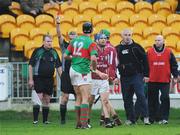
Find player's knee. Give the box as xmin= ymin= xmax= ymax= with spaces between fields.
xmin=102 ymin=98 xmax=108 ymax=105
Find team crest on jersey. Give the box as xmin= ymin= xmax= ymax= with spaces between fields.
xmin=122 ymin=49 xmax=129 ymax=54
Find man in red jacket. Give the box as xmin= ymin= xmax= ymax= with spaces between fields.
xmin=147 ymin=35 xmax=179 ymax=124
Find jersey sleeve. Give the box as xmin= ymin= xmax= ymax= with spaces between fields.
xmin=89 ymin=42 xmax=98 ymax=56
xmin=65 ymin=44 xmax=73 ymax=56
xmin=29 ymin=48 xmax=39 ymax=66
xmin=54 ymin=50 xmax=62 ymax=68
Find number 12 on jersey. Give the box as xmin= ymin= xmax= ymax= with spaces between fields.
xmin=73 ymin=41 xmax=83 ymax=56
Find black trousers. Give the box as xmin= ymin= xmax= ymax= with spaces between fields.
xmin=148 ymin=82 xmax=170 ymax=122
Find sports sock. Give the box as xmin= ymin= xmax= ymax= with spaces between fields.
xmin=60 ymin=104 xmax=67 ymax=121
xmin=80 ymin=104 xmax=89 ymax=126
xmin=100 ymin=115 xmax=105 ymax=121
xmin=75 ymin=106 xmax=81 ymax=124
xmin=42 ymin=106 xmax=49 ymax=123
xmin=33 ymin=105 xmax=40 ymax=121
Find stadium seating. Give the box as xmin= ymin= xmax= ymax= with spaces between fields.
xmin=29 ymin=28 xmax=47 ymax=44
xmin=58 ymin=15 xmax=74 ymax=33
xmin=129 ymin=27 xmax=143 ymax=43
xmin=24 ymin=40 xmax=42 ymax=59
xmin=177 ymin=41 xmax=180 ymax=52
xmin=135 ymin=1 xmax=153 ymax=17
xmin=0 ymin=15 xmax=16 ymax=38
xmin=153 ymin=1 xmax=172 ymax=17
xmin=165 ymin=0 xmax=178 ymax=12
xmin=73 ymin=15 xmax=91 ymax=30
xmin=92 ymin=15 xmax=110 ymax=31
xmin=87 ymin=0 xmax=102 ymax=4
xmin=167 ymin=14 xmax=180 ymax=30
xmin=111 ymin=14 xmax=130 ymax=30
xmin=162 ymin=27 xmax=179 ymax=49
xmin=16 ymin=15 xmax=35 ymax=32
xmin=108 ymin=27 xmax=122 ymax=46
xmin=11 ymin=1 xmax=23 ymax=15
xmin=10 ymin=28 xmax=29 ymax=51
xmin=35 ymin=15 xmax=55 ymax=32
xmin=43 ymin=3 xmax=60 ymax=17
xmin=97 ymin=1 xmax=116 ymax=17
xmin=49 ymin=28 xmax=59 ymax=48
xmin=60 ymin=2 xmax=79 ymax=18
xmin=148 ymin=14 xmax=167 ymax=30
xmin=143 ymin=27 xmax=161 ymax=41
xmin=73 ymin=0 xmax=84 ymax=4
xmin=79 ymin=2 xmax=97 ymax=18
xmin=139 ymin=40 xmax=154 ymax=50
xmin=130 ymin=14 xmax=148 ymax=31
xmin=116 ymin=1 xmax=135 ymax=18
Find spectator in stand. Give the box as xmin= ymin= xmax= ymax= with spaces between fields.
xmin=20 ymin=0 xmax=53 ymax=17
xmin=176 ymin=0 xmax=180 ymax=14
xmin=0 ymin=0 xmax=18 ymax=17
xmin=55 ymin=0 xmax=73 ymax=5
xmin=147 ymin=35 xmax=179 ymax=124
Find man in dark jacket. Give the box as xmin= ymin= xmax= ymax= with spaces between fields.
xmin=20 ymin=0 xmax=53 ymax=17
xmin=116 ymin=29 xmax=150 ymax=125
xmin=0 ymin=0 xmax=18 ymax=17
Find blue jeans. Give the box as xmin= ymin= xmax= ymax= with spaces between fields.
xmin=121 ymin=73 xmax=149 ymax=122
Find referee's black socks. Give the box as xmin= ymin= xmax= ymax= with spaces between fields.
xmin=33 ymin=105 xmax=40 ymax=122
xmin=60 ymin=104 xmax=67 ymax=124
xmin=42 ymin=106 xmax=49 ymax=123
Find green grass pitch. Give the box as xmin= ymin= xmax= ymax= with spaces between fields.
xmin=1 ymin=109 xmax=180 ymax=135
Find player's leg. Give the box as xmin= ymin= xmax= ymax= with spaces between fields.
xmin=60 ymin=92 xmax=69 ymax=124
xmin=33 ymin=93 xmax=43 ymax=124
xmin=88 ymin=95 xmax=95 ymax=125
xmin=108 ymin=101 xmax=122 ymax=126
xmin=32 ymin=76 xmax=43 ymax=124
xmin=74 ymin=85 xmax=82 ymax=128
xmin=42 ymin=93 xmax=51 ymax=124
xmin=100 ymin=91 xmax=113 ymax=128
xmin=79 ymin=84 xmax=91 ymax=128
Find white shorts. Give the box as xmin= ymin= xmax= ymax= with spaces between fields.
xmin=91 ymin=79 xmax=109 ymax=96
xmin=69 ymin=67 xmax=92 ymax=86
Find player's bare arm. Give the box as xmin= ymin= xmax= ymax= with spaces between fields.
xmin=56 ymin=15 xmax=64 ymax=45
xmin=57 ymin=66 xmax=62 ymax=77
xmin=28 ymin=65 xmax=34 ymax=89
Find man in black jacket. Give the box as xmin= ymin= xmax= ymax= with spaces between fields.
xmin=0 ymin=0 xmax=18 ymax=17
xmin=116 ymin=29 xmax=150 ymax=125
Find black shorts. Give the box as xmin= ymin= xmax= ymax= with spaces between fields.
xmin=61 ymin=71 xmax=75 ymax=94
xmin=33 ymin=76 xmax=54 ymax=95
